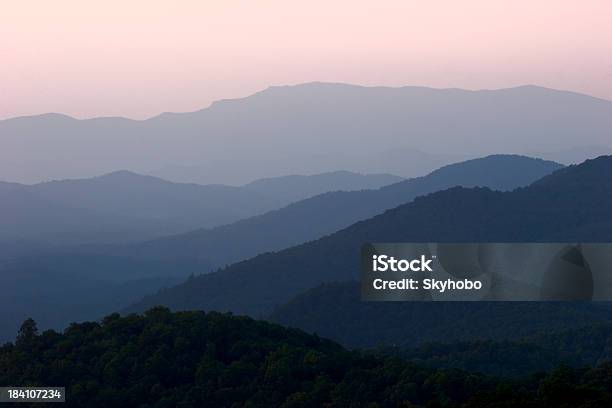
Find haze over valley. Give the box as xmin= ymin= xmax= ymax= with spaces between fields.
xmin=0 ymin=154 xmax=564 ymax=341
xmin=1 ymin=82 xmax=611 ymax=344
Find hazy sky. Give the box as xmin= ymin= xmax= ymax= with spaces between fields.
xmin=2 ymin=0 xmax=611 ymax=119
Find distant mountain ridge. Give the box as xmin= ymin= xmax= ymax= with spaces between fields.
xmin=0 ymin=180 xmax=174 ymax=245
xmin=2 ymin=83 xmax=610 ymax=184
xmin=106 ymin=155 xmax=561 ymax=267
xmin=0 ymin=169 xmax=399 ymax=245
xmin=242 ymin=170 xmax=403 ymax=203
xmin=28 ymin=170 xmax=280 ymax=231
xmin=126 ymin=155 xmax=612 ymax=317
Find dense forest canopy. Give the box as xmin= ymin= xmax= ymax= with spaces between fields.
xmin=2 ymin=309 xmax=612 ymax=407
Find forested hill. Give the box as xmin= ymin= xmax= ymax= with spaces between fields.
xmin=270 ymin=281 xmax=612 ymax=349
xmin=3 ymin=309 xmax=612 ymax=407
xmin=399 ymin=322 xmax=612 ymax=377
xmin=128 ymin=156 xmax=612 ymax=317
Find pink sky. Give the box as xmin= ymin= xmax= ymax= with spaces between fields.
xmin=1 ymin=0 xmax=611 ymax=119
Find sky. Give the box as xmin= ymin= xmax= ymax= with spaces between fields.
xmin=1 ymin=0 xmax=611 ymax=119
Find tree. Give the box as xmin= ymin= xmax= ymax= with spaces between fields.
xmin=16 ymin=318 xmax=38 ymax=347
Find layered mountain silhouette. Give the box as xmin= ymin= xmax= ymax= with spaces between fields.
xmin=127 ymin=156 xmax=612 ymax=322
xmin=107 ymin=155 xmax=561 ymax=267
xmin=0 ymin=170 xmax=398 ymax=245
xmin=0 ymin=155 xmax=559 ymax=342
xmin=2 ymin=83 xmax=610 ymax=184
xmin=242 ymin=170 xmax=403 ymax=203
xmin=0 ymin=180 xmax=176 ymax=245
xmin=29 ymin=170 xmax=280 ymax=228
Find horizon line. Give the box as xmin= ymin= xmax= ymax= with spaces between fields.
xmin=2 ymin=82 xmax=610 ymax=123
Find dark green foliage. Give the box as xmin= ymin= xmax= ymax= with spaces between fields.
xmin=3 ymin=310 xmax=612 ymax=407
xmin=270 ymin=281 xmax=612 ymax=350
xmin=386 ymin=322 xmax=612 ymax=377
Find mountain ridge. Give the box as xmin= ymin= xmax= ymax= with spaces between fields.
xmin=2 ymin=83 xmax=610 ymax=184
xmin=103 ymin=155 xmax=561 ymax=267
xmin=126 ymin=156 xmax=612 ymax=318
xmin=6 ymin=83 xmax=609 ymax=123
xmin=0 ymin=169 xmax=402 ymax=246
